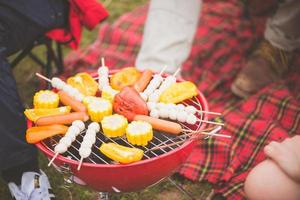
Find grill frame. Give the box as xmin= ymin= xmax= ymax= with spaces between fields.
xmin=34 ymin=72 xmax=209 ymax=192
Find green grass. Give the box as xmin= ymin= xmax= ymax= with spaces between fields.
xmin=1 ymin=1 xmax=211 ymax=199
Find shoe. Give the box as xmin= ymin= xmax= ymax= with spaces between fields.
xmin=8 ymin=170 xmax=55 ymax=200
xmin=231 ymin=40 xmax=293 ymax=98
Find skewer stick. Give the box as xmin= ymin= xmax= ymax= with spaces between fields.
xmin=197 ymin=119 xmax=224 ymax=126
xmin=196 ymin=110 xmax=222 ymax=116
xmin=48 ymin=153 xmax=59 ymax=167
xmin=36 ymin=73 xmax=51 ymax=83
xmin=101 ymin=57 xmax=105 ymax=67
xmin=159 ymin=65 xmax=168 ymax=76
xmin=77 ymin=157 xmax=83 ymax=170
xmin=172 ymin=67 xmax=181 ymax=77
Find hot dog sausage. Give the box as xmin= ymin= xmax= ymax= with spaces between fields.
xmin=26 ymin=125 xmax=68 ymax=143
xmin=58 ymin=91 xmax=87 ymax=112
xmin=35 ymin=112 xmax=89 ymax=126
xmin=134 ymin=70 xmax=153 ymax=92
xmin=133 ymin=115 xmax=182 ymax=135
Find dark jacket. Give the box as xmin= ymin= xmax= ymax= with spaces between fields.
xmin=0 ymin=0 xmax=68 ymax=29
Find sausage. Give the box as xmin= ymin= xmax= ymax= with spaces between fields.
xmin=26 ymin=125 xmax=68 ymax=144
xmin=35 ymin=112 xmax=89 ymax=126
xmin=58 ymin=91 xmax=87 ymax=112
xmin=134 ymin=70 xmax=153 ymax=92
xmin=133 ymin=115 xmax=182 ymax=135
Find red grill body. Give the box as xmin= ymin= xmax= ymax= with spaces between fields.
xmin=34 ymin=72 xmax=209 ymax=192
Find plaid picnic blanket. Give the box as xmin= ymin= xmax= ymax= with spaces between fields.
xmin=63 ymin=1 xmax=300 ymax=199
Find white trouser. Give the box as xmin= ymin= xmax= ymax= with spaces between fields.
xmin=135 ymin=0 xmax=202 ymax=74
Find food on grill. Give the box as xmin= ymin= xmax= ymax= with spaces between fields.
xmin=134 ymin=115 xmax=182 ymax=135
xmin=67 ymin=72 xmax=98 ymax=96
xmin=149 ymin=109 xmax=159 ymax=118
xmin=113 ymin=87 xmax=148 ymax=121
xmin=186 ymin=114 xmax=197 ymax=124
xmin=99 ymin=142 xmax=144 ymax=164
xmin=88 ymin=122 xmax=100 ymax=132
xmin=82 ymin=96 xmax=99 ymax=106
xmin=58 ymin=91 xmax=87 ymax=112
xmin=35 ymin=112 xmax=89 ymax=126
xmin=54 ymin=124 xmax=83 ymax=154
xmin=33 ymin=90 xmax=59 ymax=109
xmin=159 ymin=81 xmax=197 ymax=104
xmin=101 ymin=86 xmax=119 ymax=102
xmin=110 ymin=67 xmax=141 ymax=90
xmin=101 ymin=114 xmax=128 ymax=137
xmin=148 ymin=76 xmax=177 ymax=103
xmin=140 ymin=74 xmax=164 ymax=101
xmin=72 ymin=120 xmax=86 ymax=132
xmin=134 ymin=70 xmax=153 ymax=92
xmin=126 ymin=121 xmax=153 ymax=146
xmin=51 ymin=77 xmax=66 ymax=90
xmin=24 ymin=106 xmax=71 ymax=122
xmin=51 ymin=77 xmax=85 ymax=101
xmin=98 ymin=65 xmax=109 ymax=90
xmin=185 ymin=105 xmax=197 ymax=114
xmin=26 ymin=124 xmax=68 ymax=144
xmin=79 ymin=147 xmax=92 ymax=158
xmin=87 ymin=98 xmax=112 ymax=122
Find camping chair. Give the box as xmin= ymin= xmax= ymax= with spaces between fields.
xmin=11 ymin=36 xmax=64 ymax=78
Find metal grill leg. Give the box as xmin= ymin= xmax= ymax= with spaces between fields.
xmin=98 ymin=192 xmax=109 ymax=200
xmin=167 ymin=177 xmax=195 ymax=200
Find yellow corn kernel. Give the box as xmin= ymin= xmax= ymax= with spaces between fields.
xmin=33 ymin=90 xmax=59 ymax=109
xmin=87 ymin=98 xmax=112 ymax=122
xmin=126 ymin=121 xmax=153 ymax=146
xmin=101 ymin=114 xmax=128 ymax=137
xmin=101 ymin=86 xmax=119 ymax=102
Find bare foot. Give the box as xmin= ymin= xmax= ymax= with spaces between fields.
xmin=264 ymin=135 xmax=300 ymax=182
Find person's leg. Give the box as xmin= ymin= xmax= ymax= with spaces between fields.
xmin=244 ymin=160 xmax=300 ymax=200
xmin=231 ymin=0 xmax=300 ymax=98
xmin=0 ymin=48 xmax=40 ymax=184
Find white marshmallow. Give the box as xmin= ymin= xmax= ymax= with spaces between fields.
xmin=177 ymin=111 xmax=188 ymax=122
xmin=72 ymin=120 xmax=85 ymax=131
xmin=79 ymin=147 xmax=92 ymax=158
xmin=185 ymin=106 xmax=197 ymax=114
xmin=59 ymin=137 xmax=73 ymax=147
xmin=88 ymin=122 xmax=100 ymax=132
xmin=186 ymin=114 xmax=197 ymax=124
xmin=54 ymin=143 xmax=68 ymax=154
xmin=150 ymin=109 xmax=159 ymax=118
xmin=168 ymin=109 xmax=177 ymax=121
xmin=68 ymin=126 xmax=81 ymax=136
xmin=159 ymin=108 xmax=169 ymax=118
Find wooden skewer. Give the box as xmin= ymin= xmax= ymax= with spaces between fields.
xmin=36 ymin=72 xmax=51 ymax=83
xmin=196 ymin=110 xmax=222 ymax=116
xmin=197 ymin=119 xmax=224 ymax=126
xmin=172 ymin=67 xmax=181 ymax=77
xmin=159 ymin=65 xmax=168 ymax=76
xmin=101 ymin=57 xmax=105 ymax=67
xmin=148 ymin=126 xmax=229 ymax=151
xmin=48 ymin=152 xmax=59 ymax=167
xmin=77 ymin=157 xmax=83 ymax=171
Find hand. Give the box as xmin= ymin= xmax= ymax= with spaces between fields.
xmin=264 ymin=135 xmax=300 ymax=182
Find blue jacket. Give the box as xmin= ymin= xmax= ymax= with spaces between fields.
xmin=0 ymin=0 xmax=68 ymax=29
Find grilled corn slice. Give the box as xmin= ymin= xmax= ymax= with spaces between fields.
xmin=33 ymin=90 xmax=59 ymax=109
xmin=126 ymin=121 xmax=153 ymax=146
xmin=101 ymin=114 xmax=128 ymax=137
xmin=87 ymin=98 xmax=112 ymax=122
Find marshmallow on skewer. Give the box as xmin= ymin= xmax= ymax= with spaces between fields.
xmin=72 ymin=120 xmax=85 ymax=132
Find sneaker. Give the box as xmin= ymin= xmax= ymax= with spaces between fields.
xmin=231 ymin=40 xmax=293 ymax=98
xmin=8 ymin=170 xmax=55 ymax=200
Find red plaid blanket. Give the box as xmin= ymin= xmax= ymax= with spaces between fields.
xmin=63 ymin=1 xmax=300 ymax=199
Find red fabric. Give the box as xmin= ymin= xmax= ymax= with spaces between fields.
xmin=63 ymin=1 xmax=300 ymax=199
xmin=46 ymin=0 xmax=108 ymax=49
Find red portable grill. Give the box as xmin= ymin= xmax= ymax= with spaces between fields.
xmin=32 ymin=71 xmax=214 ymax=194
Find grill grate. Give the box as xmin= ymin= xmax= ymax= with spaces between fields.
xmin=42 ymin=96 xmax=205 ymax=165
